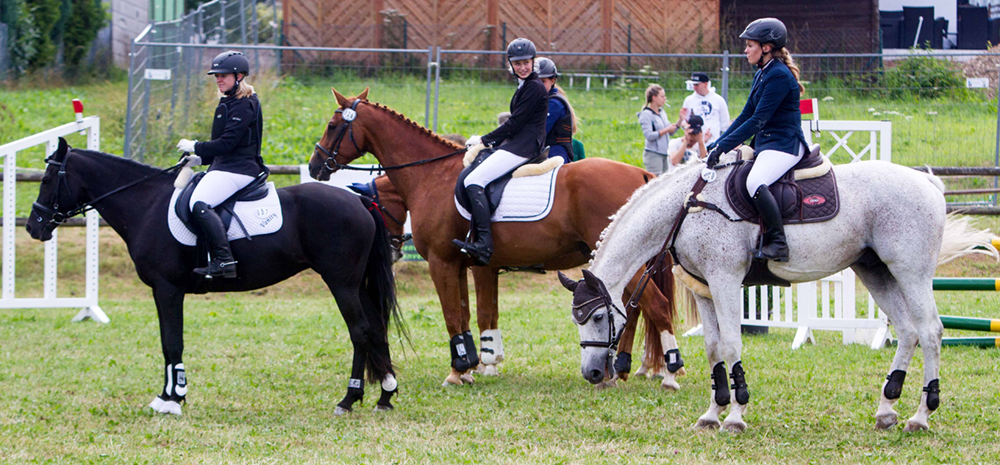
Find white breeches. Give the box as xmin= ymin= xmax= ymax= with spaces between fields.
xmin=464 ymin=149 xmax=530 ymax=188
xmin=189 ymin=170 xmax=256 ymax=211
xmin=746 ymin=143 xmax=805 ymax=195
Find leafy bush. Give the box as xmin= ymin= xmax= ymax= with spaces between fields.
xmin=882 ymin=54 xmax=971 ymax=100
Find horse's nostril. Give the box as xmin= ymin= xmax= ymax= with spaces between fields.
xmin=589 ymin=369 xmax=603 ymax=382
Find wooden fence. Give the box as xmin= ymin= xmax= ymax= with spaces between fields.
xmin=282 ymin=0 xmax=720 ymax=68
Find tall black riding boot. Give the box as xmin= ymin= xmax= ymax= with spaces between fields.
xmin=191 ymin=201 xmax=238 ymax=278
xmin=451 ymin=185 xmax=493 ymax=266
xmin=751 ymin=185 xmax=789 ymax=262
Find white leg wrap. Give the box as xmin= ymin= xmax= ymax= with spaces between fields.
xmin=480 ymin=329 xmax=505 ymax=365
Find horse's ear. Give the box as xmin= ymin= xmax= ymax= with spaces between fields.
xmin=557 ymin=271 xmax=578 ymax=293
xmin=55 ymin=137 xmax=69 ymax=160
xmin=582 ymin=269 xmax=602 ymax=290
xmin=357 ymin=87 xmax=369 ymax=101
xmin=332 ymin=88 xmax=349 ymax=108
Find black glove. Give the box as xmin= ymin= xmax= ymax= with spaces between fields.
xmin=706 ymin=148 xmax=722 ymax=168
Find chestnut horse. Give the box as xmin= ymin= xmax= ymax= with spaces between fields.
xmin=311 ymin=88 xmax=682 ymax=387
xmin=357 ymin=174 xmax=673 ymax=380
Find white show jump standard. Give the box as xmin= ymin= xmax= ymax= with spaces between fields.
xmin=0 ymin=116 xmax=106 ymax=323
xmin=684 ymin=119 xmax=894 ymax=349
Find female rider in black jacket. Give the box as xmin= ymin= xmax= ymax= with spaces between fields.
xmin=175 ymin=50 xmax=266 ymax=279
xmin=453 ymin=38 xmax=549 ymax=266
xmin=706 ymin=18 xmax=807 ymax=263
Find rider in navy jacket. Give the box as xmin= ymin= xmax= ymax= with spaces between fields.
xmin=707 ymin=18 xmax=806 ymax=263
xmin=175 ymin=50 xmax=265 ymax=279
xmin=453 ymin=38 xmax=548 ymax=267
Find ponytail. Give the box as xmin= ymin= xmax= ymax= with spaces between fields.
xmin=554 ymin=84 xmax=579 ymax=134
xmin=771 ymin=48 xmax=804 ymax=94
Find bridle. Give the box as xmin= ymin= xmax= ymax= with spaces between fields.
xmin=313 ymin=99 xmax=466 ymax=174
xmin=31 ymin=148 xmax=183 ymax=228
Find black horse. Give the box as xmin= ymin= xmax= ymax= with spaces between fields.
xmin=26 ymin=138 xmax=403 ymax=416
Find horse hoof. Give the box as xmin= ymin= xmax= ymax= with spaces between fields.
xmin=157 ymin=401 xmax=182 ymax=416
xmin=693 ymin=419 xmax=720 ymax=430
xmin=473 ymin=363 xmax=487 ymax=375
xmin=903 ymin=420 xmax=928 ymax=433
xmin=460 ymin=372 xmax=475 ymax=384
xmin=149 ymin=396 xmax=165 ymax=411
xmin=482 ymin=364 xmax=500 ymax=376
xmin=634 ymin=366 xmax=648 ymax=377
xmin=875 ymin=413 xmax=898 ymax=430
xmin=374 ymin=404 xmax=394 ymax=412
xmin=660 ymin=380 xmax=680 ymax=391
xmin=722 ymin=420 xmax=747 ymax=433
xmin=333 ymin=406 xmax=351 ymax=416
xmin=675 ymin=367 xmax=687 ymax=376
xmin=443 ymin=371 xmax=463 ymax=387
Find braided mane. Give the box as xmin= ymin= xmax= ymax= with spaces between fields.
xmin=365 ymin=101 xmax=464 ymax=150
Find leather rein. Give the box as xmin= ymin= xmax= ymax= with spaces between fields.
xmin=314 ymin=99 xmax=466 ymax=173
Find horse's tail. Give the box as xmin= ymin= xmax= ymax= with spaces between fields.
xmin=360 ymin=196 xmax=408 ymax=384
xmin=938 ymin=213 xmax=1000 ymax=266
xmin=640 ymin=312 xmax=664 ymax=376
xmin=921 ymin=167 xmax=946 ymax=193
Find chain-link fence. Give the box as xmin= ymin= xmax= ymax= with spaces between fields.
xmin=126 ymin=5 xmax=1000 ymax=203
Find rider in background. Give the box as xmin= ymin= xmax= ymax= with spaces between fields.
xmin=175 ymin=50 xmax=266 ymax=279
xmin=456 ymin=38 xmax=548 ymax=266
xmin=706 ymin=18 xmax=807 ymax=263
xmin=536 ymin=57 xmax=577 ymax=164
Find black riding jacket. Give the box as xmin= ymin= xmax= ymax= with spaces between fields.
xmin=545 ymin=89 xmax=574 ymax=160
xmin=482 ymin=72 xmax=549 ymax=158
xmin=194 ymin=93 xmax=266 ymax=177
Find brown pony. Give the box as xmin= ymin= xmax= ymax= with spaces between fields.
xmin=362 ymin=173 xmax=674 ymax=381
xmin=311 ymin=88 xmax=684 ymax=387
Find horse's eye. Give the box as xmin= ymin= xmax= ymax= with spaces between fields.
xmin=593 ymin=313 xmax=604 ymax=322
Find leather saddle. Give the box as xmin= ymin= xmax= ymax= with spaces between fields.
xmin=724 ymin=144 xmax=840 ymax=225
xmin=454 ymin=148 xmax=546 ymax=214
xmin=175 ymin=171 xmax=270 ymax=237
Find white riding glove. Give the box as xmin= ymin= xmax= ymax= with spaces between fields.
xmin=465 ymin=135 xmax=482 ymax=148
xmin=181 ymin=154 xmax=202 ymax=167
xmin=176 ymin=139 xmax=198 ymax=154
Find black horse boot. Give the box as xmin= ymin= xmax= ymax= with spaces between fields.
xmin=452 ymin=185 xmax=493 ymax=266
xmin=751 ymin=185 xmax=789 ymax=262
xmin=191 ymin=201 xmax=238 ymax=278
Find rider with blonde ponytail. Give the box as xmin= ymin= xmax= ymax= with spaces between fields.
xmin=706 ymin=18 xmax=807 ymax=263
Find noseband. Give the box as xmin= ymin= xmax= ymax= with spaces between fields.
xmin=573 ymin=286 xmax=629 ymax=351
xmin=314 ymin=100 xmax=466 ymax=173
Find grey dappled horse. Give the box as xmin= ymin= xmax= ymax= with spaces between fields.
xmin=559 ymin=152 xmax=997 ymax=432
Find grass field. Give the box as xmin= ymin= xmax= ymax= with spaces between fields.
xmin=3 ymin=76 xmax=1000 ymax=462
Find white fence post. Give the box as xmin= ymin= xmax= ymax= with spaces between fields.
xmin=0 ymin=117 xmax=107 ymax=323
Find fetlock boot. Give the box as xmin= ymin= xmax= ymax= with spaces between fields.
xmin=191 ymin=201 xmax=238 ymax=278
xmin=751 ymin=185 xmax=789 ymax=262
xmin=452 ymin=185 xmax=493 ymax=266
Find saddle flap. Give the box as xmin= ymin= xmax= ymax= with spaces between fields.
xmin=724 ymin=149 xmax=840 ymax=226
xmin=455 ymin=149 xmax=512 ymax=214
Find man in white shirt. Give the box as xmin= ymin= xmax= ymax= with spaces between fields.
xmin=682 ymin=72 xmax=730 ymax=145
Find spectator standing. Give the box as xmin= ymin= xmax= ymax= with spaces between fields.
xmin=682 ymin=72 xmax=730 ymax=145
xmin=637 ymin=84 xmax=686 ymax=175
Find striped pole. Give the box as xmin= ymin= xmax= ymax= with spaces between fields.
xmin=942 ymin=337 xmax=1000 ymax=347
xmin=940 ymin=316 xmax=1000 ymax=332
xmin=933 ymin=278 xmax=1000 ymax=291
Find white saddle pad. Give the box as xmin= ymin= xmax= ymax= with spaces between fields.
xmin=454 ymin=164 xmax=562 ymax=222
xmin=168 ymin=182 xmax=284 ymax=246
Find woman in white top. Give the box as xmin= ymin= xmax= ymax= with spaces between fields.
xmin=637 ymin=84 xmax=687 ymax=175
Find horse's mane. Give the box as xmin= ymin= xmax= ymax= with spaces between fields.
xmin=365 ymin=101 xmax=464 ymax=151
xmin=70 ymin=148 xmax=164 ymax=176
xmin=592 ymin=161 xmax=705 ymax=263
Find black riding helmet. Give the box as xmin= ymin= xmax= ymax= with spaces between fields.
xmin=207 ymin=50 xmax=250 ymax=76
xmin=739 ymin=18 xmax=787 ymax=50
xmin=506 ymin=38 xmax=537 ymax=74
xmin=536 ymin=57 xmax=559 ymax=79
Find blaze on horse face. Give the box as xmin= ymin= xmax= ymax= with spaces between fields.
xmin=308 ymin=87 xmax=371 ymax=181
xmin=26 ymin=138 xmax=76 ymax=242
xmin=558 ymin=270 xmax=627 ymax=385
